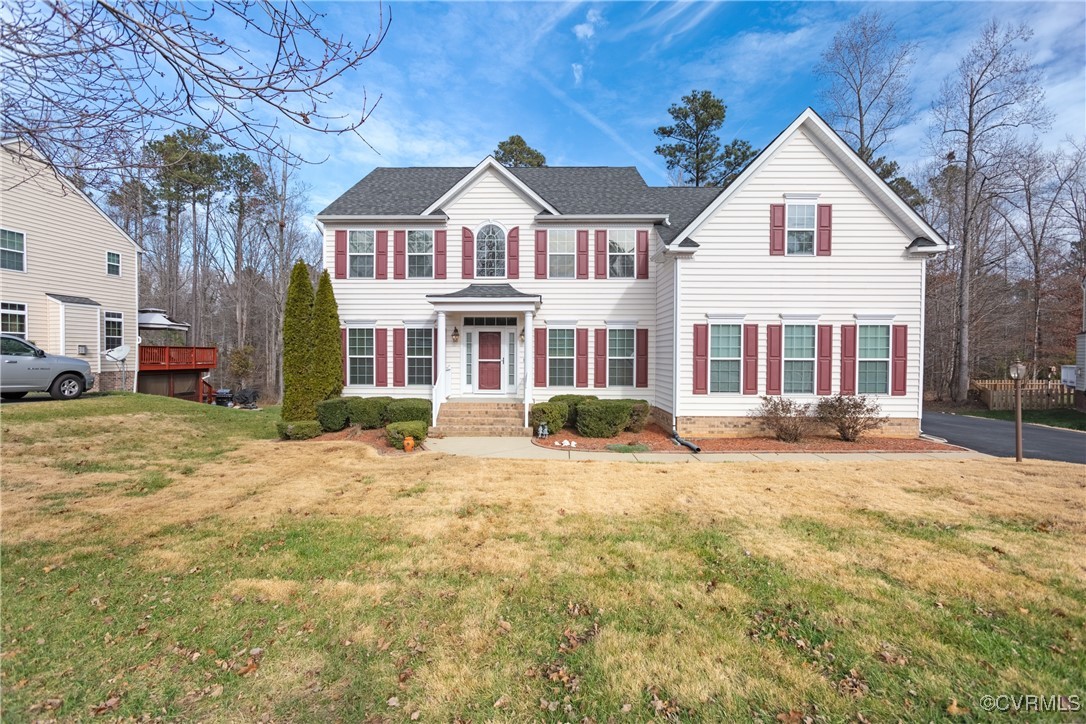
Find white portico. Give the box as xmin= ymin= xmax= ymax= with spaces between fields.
xmin=425 ymin=283 xmax=542 ymax=427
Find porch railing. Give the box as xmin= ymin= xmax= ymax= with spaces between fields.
xmin=139 ymin=345 xmax=218 ymax=371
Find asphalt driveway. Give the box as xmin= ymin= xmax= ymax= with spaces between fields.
xmin=922 ymin=411 xmax=1085 ymax=465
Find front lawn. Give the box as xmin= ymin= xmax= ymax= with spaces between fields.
xmin=960 ymin=406 xmax=1086 ymax=432
xmin=2 ymin=394 xmax=1083 ymax=721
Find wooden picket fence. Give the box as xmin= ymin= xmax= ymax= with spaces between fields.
xmin=971 ymin=379 xmax=1075 ymax=410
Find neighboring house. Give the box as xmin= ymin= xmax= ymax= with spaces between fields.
xmin=316 ymin=108 xmax=947 ymax=436
xmin=0 ymin=139 xmax=141 ymax=392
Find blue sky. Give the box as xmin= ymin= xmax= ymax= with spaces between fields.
xmin=291 ymin=1 xmax=1086 ymax=212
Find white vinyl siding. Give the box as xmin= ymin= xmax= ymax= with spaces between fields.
xmin=858 ymin=325 xmax=890 ymax=394
xmin=608 ymin=229 xmax=635 ymax=278
xmin=548 ymin=229 xmax=575 ymax=279
xmin=548 ymin=328 xmax=575 ymax=387
xmin=406 ymin=328 xmax=432 ymax=385
xmin=1 ymin=302 xmax=27 ymax=338
xmin=608 ymin=328 xmax=634 ymax=386
xmin=347 ymin=328 xmax=375 ymax=385
xmin=348 ymin=231 xmax=375 ymax=278
xmin=710 ymin=324 xmax=741 ymax=393
xmin=407 ymin=230 xmax=433 ymax=279
xmin=786 ymin=203 xmax=815 ymax=255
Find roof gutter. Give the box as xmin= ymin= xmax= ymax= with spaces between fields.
xmin=315 ymin=214 xmax=449 ymax=223
xmin=534 ymin=214 xmax=670 ymax=225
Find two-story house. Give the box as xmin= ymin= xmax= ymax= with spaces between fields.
xmin=1 ymin=139 xmax=141 ymax=391
xmin=317 ymin=109 xmax=947 ymax=437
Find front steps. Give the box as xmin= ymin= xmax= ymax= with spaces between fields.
xmin=432 ymin=400 xmax=531 ymax=437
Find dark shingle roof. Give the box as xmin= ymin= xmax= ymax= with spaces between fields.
xmin=318 ymin=164 xmax=725 ymax=245
xmin=46 ymin=293 xmax=100 ymax=306
xmin=427 ymin=284 xmax=539 ymax=299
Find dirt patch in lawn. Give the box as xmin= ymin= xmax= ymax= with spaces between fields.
xmin=310 ymin=425 xmax=409 ymax=455
xmin=533 ymin=422 xmax=962 ymax=452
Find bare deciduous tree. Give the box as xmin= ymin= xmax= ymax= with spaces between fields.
xmin=1 ymin=0 xmax=388 ymax=174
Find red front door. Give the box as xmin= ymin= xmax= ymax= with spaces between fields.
xmin=478 ymin=331 xmax=502 ymax=391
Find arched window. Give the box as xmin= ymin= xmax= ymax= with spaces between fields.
xmin=476 ymin=223 xmax=506 ymax=277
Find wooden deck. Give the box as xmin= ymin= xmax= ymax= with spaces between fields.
xmin=138 ymin=345 xmax=218 ymax=371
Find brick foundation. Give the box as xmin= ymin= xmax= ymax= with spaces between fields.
xmin=92 ymin=370 xmax=126 ymax=393
xmin=672 ymin=414 xmax=920 ymax=439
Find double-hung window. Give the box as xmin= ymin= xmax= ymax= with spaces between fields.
xmin=104 ymin=312 xmax=123 ymax=351
xmin=406 ymin=328 xmax=433 ymax=385
xmin=106 ymin=252 xmax=121 ymax=277
xmin=1 ymin=302 xmax=27 ymax=338
xmin=548 ymin=329 xmax=575 ymax=386
xmin=348 ymin=231 xmax=375 ymax=278
xmin=783 ymin=324 xmax=815 ymax=394
xmin=407 ymin=231 xmax=433 ymax=278
xmin=786 ymin=204 xmax=815 ymax=256
xmin=1 ymin=229 xmax=25 ymax=271
xmin=607 ymin=328 xmax=635 ymax=386
xmin=858 ymin=325 xmax=890 ymax=394
xmin=709 ymin=324 xmax=742 ymax=393
xmin=548 ymin=229 xmax=575 ymax=278
xmin=347 ymin=328 xmax=375 ymax=385
xmin=476 ymin=224 xmax=506 ymax=278
xmin=608 ymin=229 xmax=635 ymax=278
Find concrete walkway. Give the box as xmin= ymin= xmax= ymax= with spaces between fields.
xmin=423 ymin=436 xmax=988 ymax=462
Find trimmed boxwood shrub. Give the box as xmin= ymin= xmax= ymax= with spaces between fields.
xmin=547 ymin=394 xmax=598 ymax=428
xmin=347 ymin=396 xmax=393 ymax=429
xmin=386 ymin=398 xmax=432 ymax=424
xmin=529 ymin=402 xmax=569 ymax=434
xmin=576 ymin=399 xmax=632 ymax=438
xmin=276 ymin=420 xmax=323 ymax=440
xmin=620 ymin=399 xmax=651 ymax=432
xmin=315 ymin=397 xmax=349 ymax=432
xmin=386 ymin=421 xmax=428 ymax=450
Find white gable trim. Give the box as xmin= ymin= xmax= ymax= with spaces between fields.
xmin=1 ymin=138 xmax=145 ymax=253
xmin=421 ymin=156 xmax=560 ymax=216
xmin=671 ymin=108 xmax=947 ymax=252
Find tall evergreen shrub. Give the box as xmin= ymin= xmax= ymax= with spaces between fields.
xmin=311 ymin=270 xmax=343 ymax=401
xmin=281 ymin=260 xmax=316 ymax=421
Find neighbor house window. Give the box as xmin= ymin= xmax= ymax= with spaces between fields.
xmin=348 ymin=230 xmax=375 ymax=278
xmin=347 ymin=328 xmax=374 ymax=385
xmin=1 ymin=302 xmax=27 ymax=339
xmin=104 ymin=311 xmax=123 ymax=351
xmin=786 ymin=204 xmax=815 ymax=255
xmin=106 ymin=251 xmax=121 ymax=277
xmin=1 ymin=229 xmax=25 ymax=272
xmin=476 ymin=224 xmax=506 ymax=278
xmin=783 ymin=324 xmax=815 ymax=394
xmin=709 ymin=324 xmax=742 ymax=393
xmin=608 ymin=229 xmax=635 ymax=278
xmin=548 ymin=329 xmax=575 ymax=387
xmin=608 ymin=328 xmax=635 ymax=386
xmin=548 ymin=229 xmax=575 ymax=278
xmin=407 ymin=328 xmax=433 ymax=385
xmin=858 ymin=325 xmax=890 ymax=394
xmin=407 ymin=230 xmax=433 ymax=278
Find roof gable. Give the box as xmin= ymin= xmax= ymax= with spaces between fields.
xmin=423 ymin=157 xmax=559 ymax=216
xmin=671 ymin=108 xmax=947 ymax=251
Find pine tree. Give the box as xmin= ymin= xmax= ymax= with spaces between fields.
xmin=311 ymin=270 xmax=344 ymax=400
xmin=281 ymin=260 xmax=315 ymax=421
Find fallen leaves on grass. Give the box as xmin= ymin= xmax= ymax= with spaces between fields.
xmin=90 ymin=693 xmax=122 ymax=716
xmin=946 ymin=698 xmax=970 ymax=716
xmin=836 ymin=669 xmax=869 ymax=698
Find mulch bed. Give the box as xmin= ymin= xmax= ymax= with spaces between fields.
xmin=311 ymin=426 xmax=408 ymax=455
xmin=533 ymin=423 xmax=964 ymax=453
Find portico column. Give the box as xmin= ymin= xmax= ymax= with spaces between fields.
xmin=523 ymin=310 xmax=534 ymax=428
xmin=435 ymin=311 xmax=447 ymax=424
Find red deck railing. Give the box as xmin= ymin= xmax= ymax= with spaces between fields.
xmin=139 ymin=345 xmax=218 ymax=371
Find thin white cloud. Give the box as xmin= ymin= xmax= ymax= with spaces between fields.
xmin=573 ymin=8 xmax=603 ymax=42
xmin=572 ymin=63 xmax=584 ymax=87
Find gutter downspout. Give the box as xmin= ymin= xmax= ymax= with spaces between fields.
xmin=669 ymin=255 xmax=700 ymax=453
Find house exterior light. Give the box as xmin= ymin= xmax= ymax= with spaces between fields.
xmin=451 ymin=327 xmax=460 ymax=343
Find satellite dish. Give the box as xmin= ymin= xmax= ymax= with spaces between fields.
xmin=104 ymin=344 xmax=130 ymax=362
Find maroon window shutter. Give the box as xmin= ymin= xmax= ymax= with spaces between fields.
xmin=393 ymin=230 xmax=406 ymax=280
xmin=392 ymin=328 xmax=405 ymax=387
xmin=434 ymin=230 xmax=447 ymax=279
xmin=376 ymin=231 xmax=388 ymax=280
xmin=375 ymin=328 xmax=388 ymax=387
xmin=594 ymin=329 xmax=607 ymax=387
xmin=534 ymin=328 xmax=547 ymax=387
xmin=535 ymin=230 xmax=547 ymax=279
xmin=766 ymin=324 xmax=782 ymax=395
xmin=576 ymin=230 xmax=589 ymax=279
xmin=507 ymin=227 xmax=519 ymax=279
xmin=817 ymin=324 xmax=832 ymax=395
xmin=693 ymin=324 xmax=708 ymax=395
xmin=817 ymin=204 xmax=832 ymax=256
xmin=594 ymin=230 xmax=607 ymax=279
xmin=341 ymin=328 xmax=348 ymax=384
xmin=636 ymin=229 xmax=649 ymax=279
xmin=892 ymin=324 xmax=908 ymax=396
xmin=770 ymin=204 xmax=785 ymax=256
xmin=840 ymin=325 xmax=856 ymax=395
xmin=743 ymin=324 xmax=758 ymax=395
xmin=635 ymin=328 xmax=648 ymax=388
xmin=334 ymin=230 xmax=347 ymax=279
xmin=461 ymin=227 xmax=474 ymax=279
xmin=575 ymin=328 xmax=588 ymax=387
